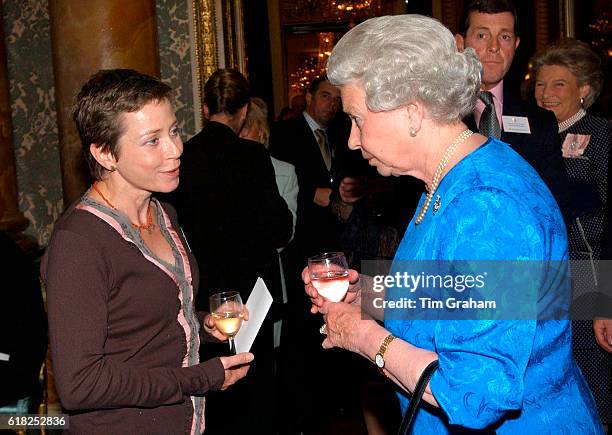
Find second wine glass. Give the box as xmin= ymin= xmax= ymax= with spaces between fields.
xmin=308 ymin=252 xmax=350 ymax=302
xmin=209 ymin=291 xmax=244 ymax=355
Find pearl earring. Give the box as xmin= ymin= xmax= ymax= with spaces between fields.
xmin=580 ymin=97 xmax=584 ymax=106
xmin=409 ymin=128 xmax=417 ymax=137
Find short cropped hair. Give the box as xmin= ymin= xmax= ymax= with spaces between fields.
xmin=73 ymin=69 xmax=173 ymax=181
xmin=530 ymin=38 xmax=604 ymax=109
xmin=459 ymin=0 xmax=519 ymax=36
xmin=243 ymin=97 xmax=270 ymax=146
xmin=327 ymin=15 xmax=482 ymax=124
xmin=308 ymin=76 xmax=328 ymax=95
xmin=204 ymin=68 xmax=250 ymax=116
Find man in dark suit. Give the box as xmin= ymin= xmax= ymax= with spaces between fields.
xmin=270 ymin=77 xmax=364 ymax=258
xmin=167 ymin=69 xmax=292 ymax=434
xmin=269 ymin=77 xmax=368 ymax=432
xmin=455 ymin=0 xmax=571 ymax=221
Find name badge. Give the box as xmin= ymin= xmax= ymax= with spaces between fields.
xmin=502 ymin=116 xmax=531 ymax=134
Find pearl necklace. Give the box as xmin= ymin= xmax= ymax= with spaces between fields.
xmin=558 ymin=108 xmax=586 ymax=133
xmin=414 ymin=129 xmax=474 ymax=225
xmin=92 ymin=182 xmax=155 ymax=234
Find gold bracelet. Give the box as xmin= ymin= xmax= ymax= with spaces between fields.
xmin=374 ymin=334 xmax=396 ymax=374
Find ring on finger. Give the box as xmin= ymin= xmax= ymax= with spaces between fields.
xmin=319 ymin=324 xmax=327 ymax=335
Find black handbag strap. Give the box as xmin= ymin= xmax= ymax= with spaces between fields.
xmin=397 ymin=359 xmax=439 ymax=435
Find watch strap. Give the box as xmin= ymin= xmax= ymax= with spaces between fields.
xmin=376 ymin=333 xmax=396 ymax=372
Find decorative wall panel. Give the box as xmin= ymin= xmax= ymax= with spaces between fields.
xmin=3 ymin=0 xmax=62 ymax=245
xmin=2 ymin=0 xmax=199 ymax=244
xmin=156 ymin=0 xmax=198 ymax=139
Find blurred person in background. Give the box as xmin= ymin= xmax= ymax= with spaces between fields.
xmin=531 ymin=37 xmax=612 ymax=429
xmin=168 ymin=68 xmax=292 ymax=434
xmin=239 ymin=96 xmax=298 ymax=351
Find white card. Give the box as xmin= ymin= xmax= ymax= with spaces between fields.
xmin=234 ymin=277 xmax=273 ymax=353
xmin=0 ymin=352 xmax=10 ymax=361
xmin=502 ymin=115 xmax=531 ymax=134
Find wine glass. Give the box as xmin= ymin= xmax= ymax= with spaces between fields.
xmin=308 ymin=252 xmax=350 ymax=302
xmin=209 ymin=291 xmax=244 ymax=355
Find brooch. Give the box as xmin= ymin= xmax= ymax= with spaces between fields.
xmin=561 ymin=134 xmax=590 ymax=158
xmin=433 ymin=195 xmax=441 ymax=215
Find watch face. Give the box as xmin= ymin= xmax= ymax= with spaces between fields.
xmin=375 ymin=353 xmax=384 ymax=368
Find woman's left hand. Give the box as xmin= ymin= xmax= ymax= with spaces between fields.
xmin=303 ymin=266 xmax=361 ymax=314
xmin=319 ymin=301 xmax=376 ymax=355
xmin=203 ymin=308 xmax=250 ymax=341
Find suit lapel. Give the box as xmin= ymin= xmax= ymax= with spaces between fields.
xmin=299 ymin=115 xmax=332 ymax=175
xmin=298 ymin=115 xmax=321 ymax=152
xmin=501 ymin=87 xmax=524 ymax=116
xmin=465 ymin=87 xmax=530 ymax=153
xmin=500 ymin=89 xmax=527 ymax=147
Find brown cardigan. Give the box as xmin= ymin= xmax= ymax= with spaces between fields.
xmin=41 ymin=199 xmax=224 ymax=434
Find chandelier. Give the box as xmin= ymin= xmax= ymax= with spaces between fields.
xmin=290 ymin=32 xmax=335 ymax=93
xmin=330 ymin=0 xmax=381 ymax=19
xmin=333 ymin=1 xmax=374 ymax=13
xmin=286 ymin=0 xmax=382 ymax=22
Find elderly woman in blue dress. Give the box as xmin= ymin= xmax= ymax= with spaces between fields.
xmin=303 ymin=15 xmax=602 ymax=433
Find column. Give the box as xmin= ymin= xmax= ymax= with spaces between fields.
xmin=49 ymin=0 xmax=160 ymax=205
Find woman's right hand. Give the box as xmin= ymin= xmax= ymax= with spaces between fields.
xmin=218 ymin=352 xmax=254 ymax=390
xmin=302 ymin=266 xmax=361 ymax=314
xmin=593 ymin=318 xmax=612 ymax=352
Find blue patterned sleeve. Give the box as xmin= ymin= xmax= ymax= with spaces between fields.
xmin=430 ymin=319 xmax=535 ymax=428
xmin=428 ymin=186 xmax=546 ymax=428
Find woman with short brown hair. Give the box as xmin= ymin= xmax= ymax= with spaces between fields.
xmin=43 ymin=69 xmax=252 ymax=434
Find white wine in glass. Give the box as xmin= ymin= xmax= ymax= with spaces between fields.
xmin=209 ymin=291 xmax=244 ymax=355
xmin=308 ymin=252 xmax=350 ymax=302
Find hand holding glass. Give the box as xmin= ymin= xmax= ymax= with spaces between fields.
xmin=209 ymin=291 xmax=244 ymax=355
xmin=308 ymin=252 xmax=350 ymax=302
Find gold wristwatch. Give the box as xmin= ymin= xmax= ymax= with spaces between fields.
xmin=375 ymin=334 xmax=396 ymax=373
